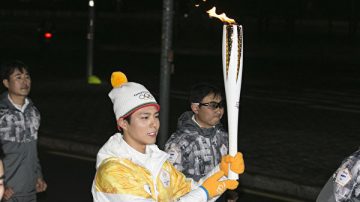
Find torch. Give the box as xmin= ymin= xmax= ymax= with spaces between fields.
xmin=207 ymin=7 xmax=243 ymax=180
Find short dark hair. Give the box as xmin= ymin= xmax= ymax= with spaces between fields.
xmin=1 ymin=60 xmax=30 ymax=81
xmin=189 ymin=82 xmax=223 ymax=103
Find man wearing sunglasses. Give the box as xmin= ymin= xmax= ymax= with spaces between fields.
xmin=165 ymin=82 xmax=229 ymax=182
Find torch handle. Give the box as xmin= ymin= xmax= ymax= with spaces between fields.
xmin=226 ymin=95 xmax=240 ymax=180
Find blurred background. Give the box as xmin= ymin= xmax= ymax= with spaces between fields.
xmin=1 ymin=0 xmax=359 ymax=80
xmin=1 ymin=0 xmax=360 ymax=201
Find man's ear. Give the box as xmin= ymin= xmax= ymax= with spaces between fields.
xmin=2 ymin=79 xmax=9 ymax=89
xmin=117 ymin=118 xmax=129 ymax=131
xmin=191 ymin=103 xmax=199 ymax=114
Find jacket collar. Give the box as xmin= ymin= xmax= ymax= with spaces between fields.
xmin=96 ymin=133 xmax=169 ymax=168
xmin=0 ymin=92 xmax=32 ymax=112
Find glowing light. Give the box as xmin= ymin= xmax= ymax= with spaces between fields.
xmin=89 ymin=0 xmax=94 ymax=7
xmin=44 ymin=32 xmax=52 ymax=39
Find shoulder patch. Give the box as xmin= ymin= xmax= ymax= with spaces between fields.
xmin=168 ymin=149 xmax=179 ymax=164
xmin=335 ymin=168 xmax=352 ymax=186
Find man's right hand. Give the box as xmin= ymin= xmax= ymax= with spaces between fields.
xmin=4 ymin=187 xmax=14 ymax=200
xmin=201 ymin=171 xmax=239 ymax=199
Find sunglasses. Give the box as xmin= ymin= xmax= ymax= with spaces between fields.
xmin=197 ymin=101 xmax=225 ymax=110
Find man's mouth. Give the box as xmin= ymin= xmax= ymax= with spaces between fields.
xmin=147 ymin=132 xmax=157 ymax=137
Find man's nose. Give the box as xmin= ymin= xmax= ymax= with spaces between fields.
xmin=150 ymin=118 xmax=159 ymax=127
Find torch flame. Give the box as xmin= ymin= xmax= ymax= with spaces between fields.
xmin=206 ymin=7 xmax=236 ymax=24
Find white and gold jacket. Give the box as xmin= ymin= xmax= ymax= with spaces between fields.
xmin=91 ymin=133 xmax=218 ymax=202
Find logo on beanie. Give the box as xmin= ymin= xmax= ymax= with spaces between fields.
xmin=134 ymin=91 xmax=154 ymax=100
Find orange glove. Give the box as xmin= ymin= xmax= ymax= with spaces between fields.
xmin=201 ymin=171 xmax=239 ymax=199
xmin=220 ymin=152 xmax=245 ymax=176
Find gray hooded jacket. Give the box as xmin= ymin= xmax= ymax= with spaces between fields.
xmin=165 ymin=111 xmax=228 ymax=182
xmin=0 ymin=92 xmax=43 ymax=197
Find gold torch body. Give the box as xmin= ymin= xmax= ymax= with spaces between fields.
xmin=222 ymin=24 xmax=243 ymax=180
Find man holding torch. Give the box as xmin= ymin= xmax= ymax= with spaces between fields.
xmin=91 ymin=72 xmax=245 ymax=202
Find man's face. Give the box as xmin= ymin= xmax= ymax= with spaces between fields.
xmin=3 ymin=68 xmax=31 ymax=98
xmin=193 ymin=93 xmax=224 ymax=128
xmin=119 ymin=105 xmax=160 ymax=153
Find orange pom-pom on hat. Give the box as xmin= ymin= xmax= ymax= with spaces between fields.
xmin=108 ymin=71 xmax=160 ymax=120
xmin=111 ymin=71 xmax=128 ymax=88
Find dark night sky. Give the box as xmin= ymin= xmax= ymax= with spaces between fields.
xmin=1 ymin=0 xmax=359 ymax=81
xmin=2 ymin=0 xmax=359 ymax=18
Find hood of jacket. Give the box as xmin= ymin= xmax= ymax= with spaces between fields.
xmin=176 ymin=111 xmax=225 ymax=138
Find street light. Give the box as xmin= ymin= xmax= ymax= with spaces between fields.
xmin=87 ymin=0 xmax=101 ymax=84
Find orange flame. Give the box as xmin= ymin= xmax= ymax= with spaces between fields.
xmin=206 ymin=7 xmax=236 ymax=24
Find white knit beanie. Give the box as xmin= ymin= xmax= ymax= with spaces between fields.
xmin=108 ymin=82 xmax=160 ymax=120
